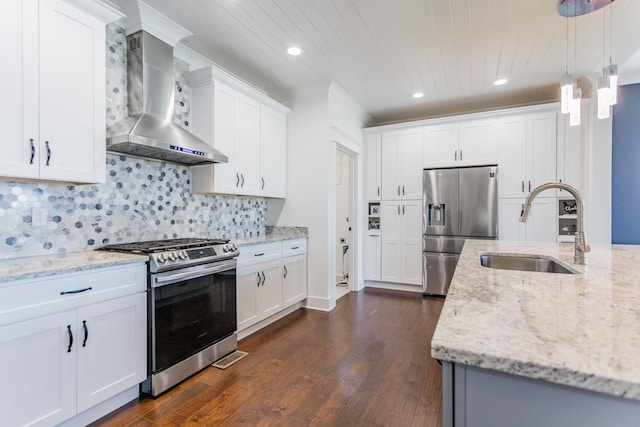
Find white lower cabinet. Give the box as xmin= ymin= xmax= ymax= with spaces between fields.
xmin=0 ymin=263 xmax=147 ymax=427
xmin=499 ymin=198 xmax=557 ymax=242
xmin=363 ymin=232 xmax=381 ymax=281
xmin=381 ymin=200 xmax=422 ymax=285
xmin=237 ymin=239 xmax=307 ymax=333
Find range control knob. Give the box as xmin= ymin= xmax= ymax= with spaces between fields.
xmin=178 ymin=250 xmax=188 ymax=260
xmin=168 ymin=252 xmax=177 ymax=262
xmin=231 ymin=243 xmax=237 ymax=251
xmin=222 ymin=244 xmax=230 ymax=253
xmin=157 ymin=254 xmax=166 ymax=264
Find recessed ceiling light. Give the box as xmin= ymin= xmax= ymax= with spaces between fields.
xmin=412 ymin=92 xmax=424 ymax=98
xmin=494 ymin=78 xmax=508 ymax=86
xmin=287 ymin=47 xmax=302 ymax=56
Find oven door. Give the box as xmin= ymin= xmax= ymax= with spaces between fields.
xmin=149 ymin=258 xmax=237 ymax=373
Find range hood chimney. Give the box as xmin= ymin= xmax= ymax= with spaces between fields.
xmin=107 ymin=31 xmax=227 ymax=165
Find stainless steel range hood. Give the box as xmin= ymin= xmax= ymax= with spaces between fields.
xmin=107 ymin=31 xmax=227 ymax=165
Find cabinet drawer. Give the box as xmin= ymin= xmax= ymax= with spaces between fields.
xmin=237 ymin=242 xmax=282 ymax=267
xmin=282 ymin=238 xmax=307 ymax=257
xmin=0 ymin=264 xmax=147 ymax=327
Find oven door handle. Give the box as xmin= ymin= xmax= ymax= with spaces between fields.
xmin=153 ymin=259 xmax=236 ymax=287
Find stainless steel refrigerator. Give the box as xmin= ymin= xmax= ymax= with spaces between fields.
xmin=422 ymin=165 xmax=498 ymax=296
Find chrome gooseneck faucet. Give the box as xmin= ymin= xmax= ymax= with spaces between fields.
xmin=520 ymin=182 xmax=590 ymax=265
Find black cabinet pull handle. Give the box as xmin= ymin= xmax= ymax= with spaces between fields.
xmin=397 ymin=205 xmax=400 ymax=215
xmin=290 ymin=246 xmax=299 ymax=250
xmin=82 ymin=320 xmax=88 ymax=347
xmin=521 ymin=181 xmax=525 ymax=192
xmin=454 ymin=150 xmax=457 ymax=161
xmin=60 ymin=286 xmax=92 ymax=295
xmin=236 ymin=173 xmax=240 ymax=187
xmin=67 ymin=325 xmax=73 ymax=353
xmin=283 ymin=265 xmax=288 ymax=278
xmin=528 ymin=180 xmax=531 ymax=192
xmin=402 ymin=205 xmax=405 ymax=215
xmin=241 ymin=173 xmax=245 ymax=187
xmin=261 ymin=271 xmax=266 ymax=285
xmin=29 ymin=139 xmax=35 ymax=164
xmin=257 ymin=272 xmax=261 ymax=286
xmin=460 ymin=149 xmax=463 ymax=161
xmin=262 ymin=177 xmax=265 ymax=190
xmin=45 ymin=141 xmax=51 ymax=166
xmin=377 ymin=186 xmax=380 ymax=196
xmin=254 ymin=252 xmax=264 ymax=257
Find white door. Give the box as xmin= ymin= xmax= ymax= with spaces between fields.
xmin=258 ymin=260 xmax=283 ymax=320
xmin=213 ymin=82 xmax=240 ymax=194
xmin=399 ymin=128 xmax=424 ymax=199
xmin=236 ymin=265 xmax=260 ymax=331
xmin=365 ymin=133 xmax=382 ymax=200
xmin=236 ymin=95 xmax=261 ymax=195
xmin=282 ymin=254 xmax=307 ymax=307
xmin=76 ymin=293 xmax=146 ymax=412
xmin=0 ymin=0 xmax=39 ymax=179
xmin=0 ymin=311 xmax=77 ymax=427
xmin=423 ymin=123 xmax=458 ymax=167
xmin=401 ymin=200 xmax=423 ymax=285
xmin=459 ymin=118 xmax=498 ymax=166
xmin=498 ymin=115 xmax=528 ymax=198
xmin=381 ymin=201 xmax=402 ymax=282
xmin=38 ymin=0 xmax=105 ymax=183
xmin=363 ymin=233 xmax=381 ymax=281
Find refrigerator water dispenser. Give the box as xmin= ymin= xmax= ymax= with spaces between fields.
xmin=429 ymin=204 xmax=445 ymax=226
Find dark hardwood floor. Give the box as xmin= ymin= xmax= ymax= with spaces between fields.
xmin=91 ymin=288 xmax=445 ymax=427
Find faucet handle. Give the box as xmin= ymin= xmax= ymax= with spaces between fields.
xmin=579 ymin=243 xmax=591 ymax=253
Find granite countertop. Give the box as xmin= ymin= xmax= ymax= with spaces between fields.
xmin=234 ymin=226 xmax=308 ymax=247
xmin=0 ymin=251 xmax=148 ymax=284
xmin=431 ymin=239 xmax=640 ymax=400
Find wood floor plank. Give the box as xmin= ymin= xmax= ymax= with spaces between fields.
xmin=91 ymin=289 xmax=444 ymax=427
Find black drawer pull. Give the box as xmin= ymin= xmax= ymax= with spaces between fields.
xmin=290 ymin=246 xmax=299 ymax=250
xmin=60 ymin=286 xmax=92 ymax=295
xmin=254 ymin=252 xmax=265 ymax=257
xmin=67 ymin=325 xmax=73 ymax=353
xmin=82 ymin=320 xmax=88 ymax=347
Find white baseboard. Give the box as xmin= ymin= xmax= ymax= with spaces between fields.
xmin=364 ymin=280 xmax=423 ymax=293
xmin=237 ymin=303 xmax=304 ymax=341
xmin=305 ymin=294 xmax=334 ymax=311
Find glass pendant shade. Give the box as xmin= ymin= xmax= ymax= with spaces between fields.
xmin=560 ymin=72 xmax=575 ymax=114
xmin=597 ymin=76 xmax=611 ymax=119
xmin=570 ymin=87 xmax=581 ymax=127
xmin=605 ymin=64 xmax=618 ymax=105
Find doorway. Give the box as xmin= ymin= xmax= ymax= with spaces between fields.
xmin=335 ymin=147 xmax=355 ymax=300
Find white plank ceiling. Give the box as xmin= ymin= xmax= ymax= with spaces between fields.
xmin=114 ymin=0 xmax=640 ymax=124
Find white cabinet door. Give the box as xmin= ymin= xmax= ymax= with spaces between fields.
xmin=381 ymin=201 xmax=403 ymax=282
xmin=260 ymin=105 xmax=287 ymax=198
xmin=38 ymin=0 xmax=106 ymax=183
xmin=381 ymin=127 xmax=423 ymax=200
xmin=237 ymin=265 xmax=261 ymax=331
xmin=459 ymin=118 xmax=498 ymax=166
xmin=365 ymin=132 xmax=382 ymax=200
xmin=423 ymin=123 xmax=458 ymax=167
xmin=258 ymin=260 xmax=283 ymax=320
xmin=76 ymin=293 xmax=146 ymax=413
xmin=0 ymin=311 xmax=76 ymax=427
xmin=211 ymin=81 xmax=239 ymax=194
xmin=236 ymin=95 xmax=261 ymax=195
xmin=282 ymin=254 xmax=307 ymax=307
xmin=0 ymin=0 xmax=38 ymax=179
xmin=401 ymin=200 xmax=423 ymax=285
xmin=400 ymin=129 xmax=424 ymax=199
xmin=527 ymin=112 xmax=557 ymax=193
xmin=499 ymin=198 xmax=556 ymax=242
xmin=363 ymin=233 xmax=381 ymax=281
xmin=498 ymin=115 xmax=528 ymax=198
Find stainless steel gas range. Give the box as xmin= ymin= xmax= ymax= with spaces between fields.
xmin=102 ymin=238 xmax=240 ymax=396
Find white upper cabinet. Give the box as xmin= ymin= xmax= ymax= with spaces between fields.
xmin=365 ymin=132 xmax=382 ymax=201
xmin=0 ymin=0 xmax=112 ymax=184
xmin=557 ymin=110 xmax=584 ymax=194
xmin=381 ymin=127 xmax=423 ymax=200
xmin=187 ymin=68 xmax=289 ymax=197
xmin=423 ymin=118 xmax=498 ymax=168
xmin=498 ymin=111 xmax=557 ymax=198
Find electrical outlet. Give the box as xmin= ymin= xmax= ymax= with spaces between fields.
xmin=203 ymin=209 xmax=210 ymax=222
xmin=32 ymin=207 xmax=48 ymax=227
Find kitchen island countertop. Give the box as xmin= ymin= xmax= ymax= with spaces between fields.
xmin=0 ymin=251 xmax=147 ymax=284
xmin=431 ymin=239 xmax=640 ymax=400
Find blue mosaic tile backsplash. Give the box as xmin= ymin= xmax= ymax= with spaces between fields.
xmin=0 ymin=24 xmax=266 ymax=259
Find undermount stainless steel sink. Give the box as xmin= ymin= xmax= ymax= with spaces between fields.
xmin=479 ymin=253 xmax=578 ymax=274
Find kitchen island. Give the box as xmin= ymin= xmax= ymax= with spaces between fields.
xmin=431 ymin=239 xmax=640 ymax=427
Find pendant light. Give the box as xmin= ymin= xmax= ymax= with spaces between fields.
xmin=604 ymin=3 xmax=618 ymax=105
xmin=560 ymin=4 xmax=573 ymax=115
